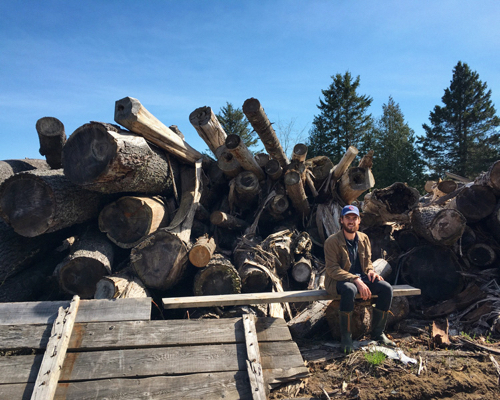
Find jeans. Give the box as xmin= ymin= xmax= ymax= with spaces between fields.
xmin=336 ymin=275 xmax=393 ymax=312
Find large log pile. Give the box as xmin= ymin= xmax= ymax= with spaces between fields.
xmin=1 ymin=96 xmax=499 ymax=339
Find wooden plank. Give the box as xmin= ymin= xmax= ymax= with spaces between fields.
xmin=0 ymin=317 xmax=291 ymax=350
xmin=0 ymin=371 xmax=255 ymax=400
xmin=162 ymin=285 xmax=421 ymax=309
xmin=31 ymin=295 xmax=80 ymax=400
xmin=243 ymin=314 xmax=267 ymax=400
xmin=0 ymin=298 xmax=151 ymax=326
xmin=0 ymin=341 xmax=305 ymax=384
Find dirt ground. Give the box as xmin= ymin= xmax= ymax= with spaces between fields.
xmin=270 ymin=331 xmax=500 ymax=400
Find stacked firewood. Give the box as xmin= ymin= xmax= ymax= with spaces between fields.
xmin=0 ymin=97 xmax=499 ymax=335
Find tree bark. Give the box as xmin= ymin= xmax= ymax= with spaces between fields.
xmin=0 ymin=169 xmax=105 ymax=237
xmin=399 ymin=245 xmax=464 ymax=302
xmin=189 ymin=106 xmax=227 ymax=155
xmin=242 ymin=98 xmax=289 ymax=167
xmin=193 ymin=253 xmax=241 ymax=295
xmin=238 ymin=261 xmax=271 ymax=293
xmin=62 ymin=122 xmax=174 ymax=194
xmin=332 ymin=146 xmax=358 ymax=181
xmin=94 ymin=267 xmax=149 ymax=299
xmin=446 ymin=184 xmax=497 ymax=223
xmin=130 ymin=228 xmax=189 ymax=291
xmin=189 ymin=235 xmax=216 ymax=268
xmin=305 ymin=156 xmax=334 ymax=188
xmin=114 ymin=97 xmax=202 ymax=164
xmin=216 ymin=145 xmax=243 ymax=178
xmin=225 ymin=134 xmax=265 ymax=181
xmin=0 ymin=159 xmax=49 ymax=185
xmin=36 ymin=117 xmax=66 ymax=169
xmin=288 ymin=300 xmax=331 ymax=339
xmin=210 ymin=211 xmax=248 ymax=230
xmin=337 ymin=167 xmax=375 ymax=205
xmin=98 ymin=196 xmax=169 ymax=248
xmin=262 ymin=230 xmax=292 ymax=276
xmin=284 ymin=170 xmax=310 ymax=217
xmin=394 ymin=229 xmax=420 ymax=252
xmin=411 ymin=205 xmax=466 ymax=246
xmin=55 ymin=231 xmax=114 ymax=299
xmin=264 ymin=159 xmax=283 ymax=180
xmin=475 ymin=160 xmax=500 ymax=195
xmin=362 ymin=182 xmax=420 ymax=223
xmin=254 ymin=153 xmax=270 ymax=168
xmin=267 ymin=194 xmax=289 ymax=220
xmin=467 ymin=243 xmax=497 ymax=268
xmin=234 ymin=171 xmax=261 ymax=210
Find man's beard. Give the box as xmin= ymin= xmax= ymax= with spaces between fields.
xmin=342 ymin=223 xmax=358 ymax=234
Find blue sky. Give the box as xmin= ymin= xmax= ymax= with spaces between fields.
xmin=1 ymin=0 xmax=499 ymax=161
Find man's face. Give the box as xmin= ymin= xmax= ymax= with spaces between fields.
xmin=340 ymin=213 xmax=360 ymax=234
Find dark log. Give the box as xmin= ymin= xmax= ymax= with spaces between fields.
xmin=475 ymin=160 xmax=500 ymax=195
xmin=36 ymin=117 xmax=66 ymax=169
xmin=0 ymin=159 xmax=49 ymax=185
xmin=424 ymin=284 xmax=486 ymax=318
xmin=130 ymin=228 xmax=189 ymax=291
xmin=399 ymin=245 xmax=464 ymax=302
xmin=485 ymin=200 xmax=500 ymax=244
xmin=191 ymin=219 xmax=210 ymax=239
xmin=242 ymin=98 xmax=289 ymax=167
xmin=264 ymin=159 xmax=283 ymax=180
xmin=94 ymin=268 xmax=149 ymax=299
xmin=291 ymin=256 xmax=312 ymax=283
xmin=55 ymin=231 xmax=114 ymax=299
xmin=98 ymin=196 xmax=168 ymax=248
xmin=0 ymin=169 xmax=105 ymax=237
xmin=438 ymin=180 xmax=458 ymax=194
xmin=364 ymin=225 xmax=399 ymax=261
xmin=114 ymin=96 xmax=202 ymax=164
xmin=216 ymin=145 xmax=243 ymax=178
xmin=284 ymin=170 xmax=310 ymax=217
xmin=225 ymin=135 xmax=265 ymax=181
xmin=287 ymin=300 xmax=330 ymax=339
xmin=189 ymin=235 xmax=216 ymax=268
xmin=467 ymin=243 xmax=497 ymax=268
xmin=332 ymin=146 xmax=358 ymax=181
xmin=62 ymin=122 xmax=174 ymax=194
xmin=234 ymin=171 xmax=260 ymax=210
xmin=411 ymin=205 xmax=466 ymax=246
xmin=291 ymin=144 xmax=307 ymax=163
xmin=305 ymin=156 xmax=333 ymax=189
xmin=305 ymin=170 xmax=318 ymax=197
xmin=460 ymin=225 xmax=477 ymax=249
xmin=337 ymin=166 xmax=375 ymax=205
xmin=254 ymin=153 xmax=270 ymax=168
xmin=189 ymin=106 xmax=227 ymax=155
xmin=238 ymin=261 xmax=271 ymax=293
xmin=193 ymin=253 xmax=241 ymax=295
xmin=210 ymin=211 xmax=248 ymax=230
xmin=393 ymin=229 xmax=420 ymax=252
xmin=195 ymin=203 xmax=211 ymax=222
xmin=446 ymin=184 xmax=496 ymax=223
xmin=362 ymin=182 xmax=420 ymax=223
xmin=267 ymin=194 xmax=289 ymax=220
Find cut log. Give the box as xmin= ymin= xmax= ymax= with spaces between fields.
xmin=114 ymin=96 xmax=202 ymax=164
xmin=424 ymin=284 xmax=486 ymax=318
xmin=393 ymin=229 xmax=420 ymax=252
xmin=262 ymin=230 xmax=293 ymax=276
xmin=99 ymin=196 xmax=168 ymax=248
xmin=337 ymin=166 xmax=375 ymax=205
xmin=460 ymin=225 xmax=477 ymax=249
xmin=485 ymin=200 xmax=500 ymax=244
xmin=216 ymin=145 xmax=243 ymax=178
xmin=373 ymin=258 xmax=392 ymax=280
xmin=225 ymin=134 xmax=265 ymax=181
xmin=291 ymin=256 xmax=312 ymax=283
xmin=425 ymin=180 xmax=437 ymax=193
xmin=62 ymin=122 xmax=174 ymax=194
xmin=189 ymin=106 xmax=227 ymax=155
xmin=254 ymin=153 xmax=270 ymax=168
xmin=284 ymin=170 xmax=310 ymax=217
xmin=0 ymin=159 xmax=49 ymax=185
xmin=238 ymin=261 xmax=271 ymax=293
xmin=475 ymin=160 xmax=500 ymax=195
xmin=193 ymin=253 xmax=241 ymax=296
xmin=35 ymin=116 xmax=66 ymax=169
xmin=267 ymin=194 xmax=289 ymax=220
xmin=0 ymin=169 xmax=105 ymax=237
xmin=291 ymin=143 xmax=308 ymax=163
xmin=362 ymin=182 xmax=420 ymax=223
xmin=189 ymin=235 xmax=216 ymax=268
xmin=130 ymin=228 xmax=189 ymax=291
xmin=305 ymin=170 xmax=319 ymax=197
xmin=210 ymin=211 xmax=248 ymax=230
xmin=95 ymin=268 xmax=149 ymax=299
xmin=287 ymin=300 xmax=331 ymax=339
xmin=446 ymin=184 xmax=496 ymax=223
xmin=264 ymin=158 xmax=283 ymax=180
xmin=364 ymin=225 xmax=399 ymax=261
xmin=242 ymin=98 xmax=289 ymax=167
xmin=305 ymin=156 xmax=334 ymax=188
xmin=332 ymin=146 xmax=358 ymax=181
xmin=399 ymin=245 xmax=464 ymax=302
xmin=234 ymin=171 xmax=261 ymax=210
xmin=467 ymin=243 xmax=497 ymax=268
xmin=410 ymin=205 xmax=466 ymax=246
xmin=55 ymin=231 xmax=114 ymax=299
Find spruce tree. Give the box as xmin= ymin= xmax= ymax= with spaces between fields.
xmin=368 ymin=97 xmax=424 ymax=190
xmin=420 ymin=61 xmax=500 ymax=178
xmin=216 ymin=102 xmax=258 ymax=151
xmin=307 ymin=72 xmax=373 ymax=162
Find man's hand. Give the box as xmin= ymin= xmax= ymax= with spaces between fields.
xmin=354 ymin=278 xmax=371 ymax=300
xmin=367 ymin=270 xmax=383 ymax=283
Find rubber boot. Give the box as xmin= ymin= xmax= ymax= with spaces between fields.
xmin=371 ymin=308 xmax=396 ymax=346
xmin=339 ymin=310 xmax=353 ymax=354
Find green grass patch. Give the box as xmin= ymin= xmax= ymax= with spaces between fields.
xmin=364 ymin=350 xmax=386 ymax=366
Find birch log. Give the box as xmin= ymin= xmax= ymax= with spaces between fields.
xmin=284 ymin=170 xmax=310 ymax=217
xmin=225 ymin=134 xmax=266 ymax=181
xmin=189 ymin=106 xmax=227 ymax=155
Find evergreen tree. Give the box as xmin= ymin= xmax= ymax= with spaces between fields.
xmin=420 ymin=61 xmax=500 ymax=178
xmin=307 ymin=72 xmax=373 ymax=162
xmin=216 ymin=102 xmax=258 ymax=151
xmin=368 ymin=97 xmax=424 ymax=190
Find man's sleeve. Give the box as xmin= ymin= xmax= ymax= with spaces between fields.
xmin=324 ymin=237 xmax=359 ymax=282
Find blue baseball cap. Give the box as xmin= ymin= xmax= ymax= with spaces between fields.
xmin=341 ymin=205 xmax=360 ymax=217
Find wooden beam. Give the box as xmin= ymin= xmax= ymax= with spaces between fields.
xmin=162 ymin=285 xmax=421 ymax=309
xmin=243 ymin=314 xmax=267 ymax=400
xmin=31 ymin=295 xmax=80 ymax=400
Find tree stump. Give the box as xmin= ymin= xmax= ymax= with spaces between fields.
xmin=36 ymin=117 xmax=66 ymax=169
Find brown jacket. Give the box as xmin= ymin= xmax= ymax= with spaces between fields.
xmin=324 ymin=230 xmax=374 ymax=295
